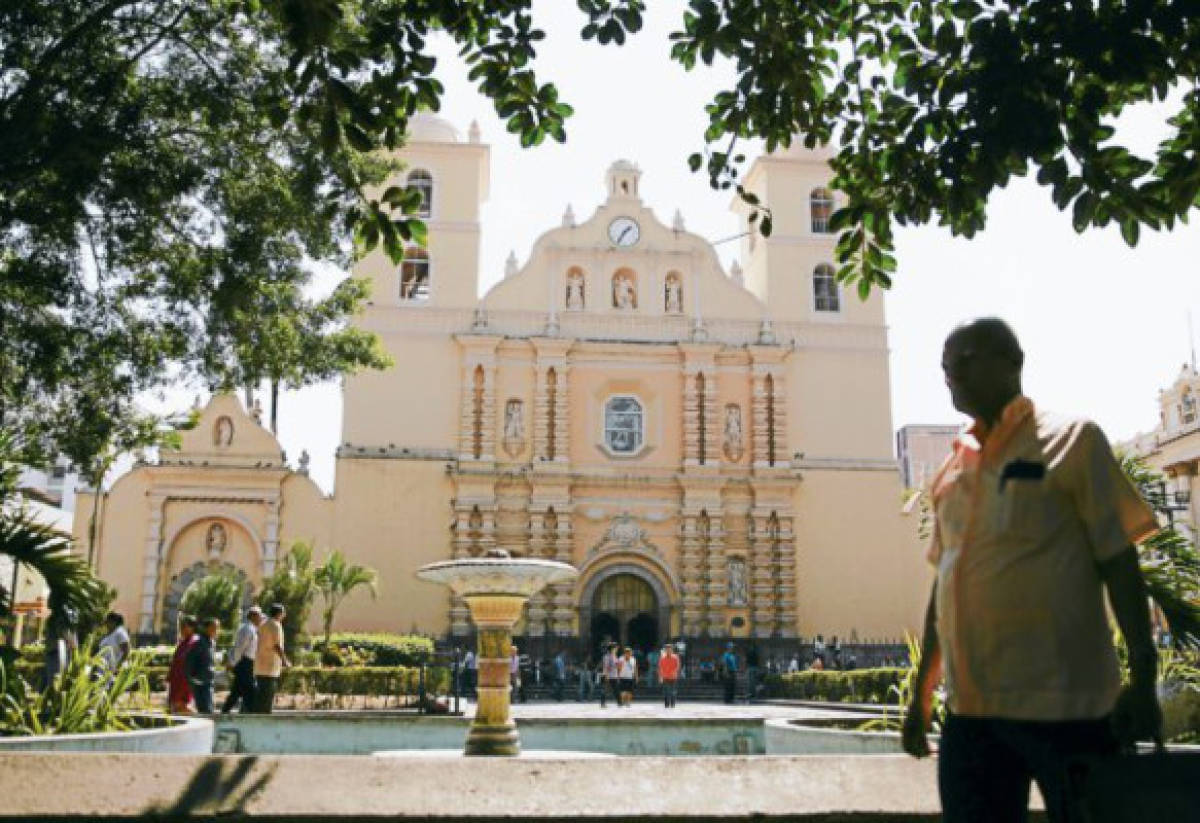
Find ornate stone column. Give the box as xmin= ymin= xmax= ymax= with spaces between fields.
xmin=749 ymin=509 xmax=776 ymax=637
xmin=683 ymin=368 xmax=702 ymax=466
xmin=548 ymin=508 xmax=575 ymax=635
xmin=702 ymin=514 xmax=728 ymax=634
xmin=525 ymin=510 xmax=549 ymax=636
xmin=775 ymin=514 xmax=797 ymax=637
xmin=262 ymin=495 xmax=280 ymax=578
xmin=678 ymin=511 xmax=705 ymax=636
xmin=138 ymin=493 xmax=167 ymax=634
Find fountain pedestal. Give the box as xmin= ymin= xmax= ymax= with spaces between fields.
xmin=416 ymin=553 xmax=577 ymax=757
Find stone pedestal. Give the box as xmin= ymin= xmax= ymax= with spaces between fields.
xmin=465 ymin=596 xmax=525 ymax=756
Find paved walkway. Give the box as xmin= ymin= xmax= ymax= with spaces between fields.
xmin=484 ymin=699 xmax=860 ymax=722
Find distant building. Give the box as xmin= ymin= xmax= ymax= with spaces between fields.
xmin=17 ymin=457 xmax=81 ymax=512
xmin=1118 ymin=363 xmax=1200 ymax=542
xmin=896 ymin=424 xmax=960 ymax=490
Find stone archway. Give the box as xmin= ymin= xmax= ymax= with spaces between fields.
xmin=160 ymin=561 xmax=254 ymax=641
xmin=578 ymin=562 xmax=674 ymax=655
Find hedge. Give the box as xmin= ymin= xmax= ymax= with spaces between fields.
xmin=762 ymin=668 xmax=907 ymax=704
xmin=11 ymin=663 xmax=450 ymax=698
xmin=320 ymin=633 xmax=435 ymax=667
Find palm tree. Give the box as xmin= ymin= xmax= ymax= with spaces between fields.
xmin=1119 ymin=453 xmax=1200 ymax=649
xmin=314 ymin=550 xmax=378 ymax=645
xmin=0 ymin=509 xmax=106 ymax=631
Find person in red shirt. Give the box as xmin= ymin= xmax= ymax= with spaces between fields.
xmin=658 ymin=644 xmax=681 ymax=708
xmin=167 ymin=615 xmax=198 ymax=713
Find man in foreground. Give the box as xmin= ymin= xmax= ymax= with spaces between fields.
xmin=903 ymin=318 xmax=1163 ymax=822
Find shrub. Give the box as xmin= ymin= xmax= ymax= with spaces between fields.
xmin=278 ymin=665 xmax=450 ymax=697
xmin=761 ymin=668 xmax=906 ymax=704
xmin=323 ymin=633 xmax=434 ymax=667
xmin=180 ymin=573 xmax=243 ymax=631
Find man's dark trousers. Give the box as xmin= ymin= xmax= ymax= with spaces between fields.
xmin=939 ymin=712 xmax=1118 ymax=823
xmin=254 ymin=676 xmax=278 ymax=713
xmin=221 ymin=658 xmax=256 ymax=714
xmin=722 ymin=673 xmax=736 ymax=704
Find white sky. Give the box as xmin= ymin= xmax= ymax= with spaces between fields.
xmin=159 ymin=3 xmax=1200 ymax=496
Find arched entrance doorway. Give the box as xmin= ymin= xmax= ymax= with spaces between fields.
xmin=590 ymin=574 xmax=659 ymax=655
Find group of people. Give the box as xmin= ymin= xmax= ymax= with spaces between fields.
xmin=165 ymin=603 xmax=289 ymax=715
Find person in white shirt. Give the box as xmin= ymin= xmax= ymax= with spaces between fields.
xmin=221 ymin=606 xmax=262 ymax=714
xmin=616 ymin=647 xmax=638 ymax=707
xmin=252 ymin=603 xmax=290 ymax=713
xmin=98 ymin=612 xmax=131 ymax=673
xmin=462 ymin=648 xmax=477 ymax=698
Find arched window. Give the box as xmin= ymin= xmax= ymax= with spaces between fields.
xmin=810 ymin=187 xmax=834 ymax=233
xmin=407 ymin=169 xmax=433 ymax=218
xmin=1183 ymin=390 xmax=1196 ymax=425
xmin=604 ymin=396 xmax=643 ymax=454
xmin=400 ymin=247 xmax=430 ymax=300
xmin=813 ymin=263 xmax=839 ymax=312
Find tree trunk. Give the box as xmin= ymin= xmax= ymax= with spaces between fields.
xmin=87 ymin=466 xmax=104 ymax=568
xmin=270 ymin=379 xmax=279 ymax=435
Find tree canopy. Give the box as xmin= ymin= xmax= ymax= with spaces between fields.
xmin=0 ymin=0 xmax=639 ymax=469
xmin=670 ymin=0 xmax=1200 ymax=295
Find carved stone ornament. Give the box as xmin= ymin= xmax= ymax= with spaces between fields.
xmin=588 ymin=513 xmax=658 ymax=558
xmin=502 ymin=399 xmax=525 ymax=458
xmin=206 ymin=522 xmax=227 ymax=560
xmin=723 ymin=404 xmax=744 ymax=462
xmin=213 ymin=416 xmax=234 ymax=447
xmin=727 ymin=556 xmax=749 ymax=606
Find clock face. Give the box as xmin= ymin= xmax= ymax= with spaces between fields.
xmin=608 ymin=217 xmax=640 ymax=247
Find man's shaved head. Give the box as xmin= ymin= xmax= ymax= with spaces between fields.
xmin=947 ymin=318 xmax=1024 ymax=369
xmin=942 ymin=318 xmax=1025 ymax=424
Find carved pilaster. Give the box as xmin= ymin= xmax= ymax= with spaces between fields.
xmin=749 ymin=511 xmax=776 ymax=637
xmin=679 ymin=513 xmax=705 ymax=635
xmin=701 ymin=515 xmax=727 ymax=635
xmin=138 ymin=494 xmax=167 ymax=634
xmin=549 ymin=510 xmax=575 ymax=634
xmin=775 ymin=515 xmax=797 ymax=637
xmin=751 ymin=371 xmax=771 ymax=469
xmin=700 ymin=371 xmax=719 ymax=467
xmin=263 ymin=496 xmax=280 ymax=578
xmin=448 ymin=506 xmax=475 ymax=635
xmin=683 ymin=368 xmax=701 ymax=466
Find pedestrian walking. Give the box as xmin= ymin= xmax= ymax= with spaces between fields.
xmin=221 ymin=606 xmax=261 ymax=714
xmin=617 ymin=647 xmax=637 ymax=706
xmin=167 ymin=615 xmax=198 ymax=713
xmin=462 ymin=648 xmax=477 ymax=698
xmin=658 ymin=644 xmax=680 ymax=708
xmin=97 ymin=611 xmax=131 ymax=675
xmin=187 ymin=617 xmax=219 ymax=714
xmin=600 ymin=644 xmax=619 ymax=708
xmin=720 ymin=643 xmax=738 ymax=704
xmin=903 ymin=318 xmax=1164 ymax=823
xmin=253 ymin=603 xmax=289 ymax=713
xmin=552 ymin=650 xmax=567 ymax=701
xmin=577 ymin=655 xmax=593 ymax=701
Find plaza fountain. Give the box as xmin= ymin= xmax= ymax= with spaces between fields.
xmin=416 ymin=550 xmax=578 ymax=756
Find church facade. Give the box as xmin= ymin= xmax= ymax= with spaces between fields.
xmin=78 ymin=115 xmax=928 ymax=652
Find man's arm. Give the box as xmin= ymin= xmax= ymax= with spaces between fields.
xmin=274 ymin=625 xmax=291 ymax=668
xmin=1099 ymin=546 xmax=1162 ymax=747
xmin=902 ymin=581 xmax=943 ymax=758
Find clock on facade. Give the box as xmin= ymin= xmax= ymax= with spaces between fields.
xmin=607 ymin=217 xmax=640 ymax=247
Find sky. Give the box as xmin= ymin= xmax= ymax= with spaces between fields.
xmin=157 ymin=3 xmax=1200 ymax=496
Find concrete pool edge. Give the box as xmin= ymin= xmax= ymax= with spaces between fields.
xmin=0 ymin=751 xmax=949 ymax=821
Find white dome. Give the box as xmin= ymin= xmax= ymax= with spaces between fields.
xmin=408 ymin=112 xmax=461 ymax=143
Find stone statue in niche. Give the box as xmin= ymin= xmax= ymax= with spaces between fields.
xmin=502 ymin=399 xmax=525 ymax=458
xmin=213 ymin=416 xmax=234 ymax=447
xmin=665 ymin=275 xmax=683 ymax=313
xmin=206 ymin=522 xmax=227 ymax=560
xmin=723 ymin=404 xmax=744 ymax=462
xmin=566 ymin=271 xmax=585 ymax=310
xmin=612 ymin=274 xmax=636 ymax=310
xmin=298 ymin=449 xmax=310 ymax=475
xmin=727 ymin=556 xmax=749 ymax=606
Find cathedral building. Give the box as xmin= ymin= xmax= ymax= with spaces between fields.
xmin=78 ymin=115 xmax=928 ymax=652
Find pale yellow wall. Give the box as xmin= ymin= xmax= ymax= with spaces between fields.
xmin=789 ymin=348 xmax=896 ymax=459
xmin=331 ymin=459 xmax=453 ymax=634
xmin=76 ymin=470 xmax=152 ymax=626
xmin=791 ymin=471 xmax=928 ymax=639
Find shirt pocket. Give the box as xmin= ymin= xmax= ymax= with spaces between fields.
xmin=995 ymin=479 xmax=1056 ymax=542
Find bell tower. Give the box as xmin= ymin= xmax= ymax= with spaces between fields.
xmin=606 ymin=159 xmax=643 ymax=202
xmin=358 ymin=113 xmax=490 ymax=308
xmin=731 ymin=143 xmax=884 ymax=325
